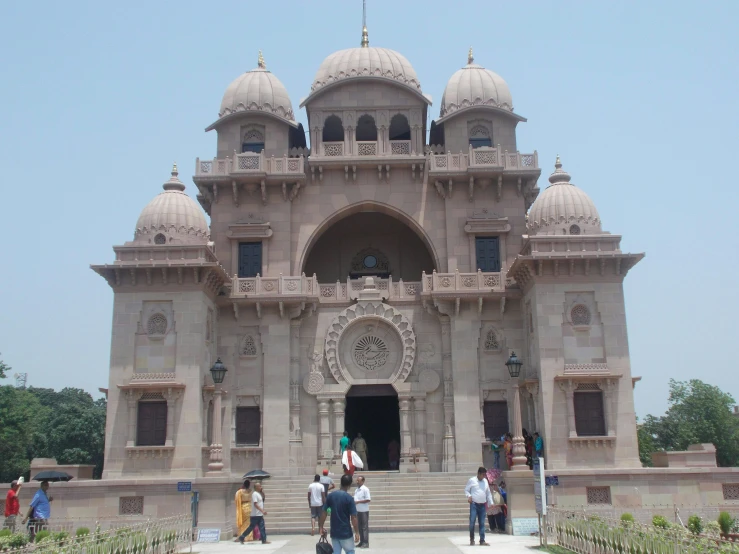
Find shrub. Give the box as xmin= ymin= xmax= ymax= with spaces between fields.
xmin=705 ymin=520 xmax=721 ymax=538
xmin=687 ymin=515 xmax=703 ymax=535
xmin=652 ymin=515 xmax=670 ymax=529
xmin=0 ymin=529 xmax=10 ymax=538
xmin=620 ymin=512 xmax=635 ymax=525
xmin=76 ymin=527 xmax=91 ymax=537
xmin=718 ymin=511 xmax=736 ymax=535
xmin=53 ymin=530 xmax=70 ymax=543
xmin=34 ymin=529 xmax=51 ymax=543
xmin=8 ymin=533 xmax=29 ymax=548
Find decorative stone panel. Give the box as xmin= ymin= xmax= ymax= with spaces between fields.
xmin=586 ymin=486 xmax=611 ymax=505
xmin=723 ymin=484 xmax=739 ymax=500
xmin=119 ymin=496 xmax=144 ymax=515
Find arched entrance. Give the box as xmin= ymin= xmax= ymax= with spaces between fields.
xmin=303 ymin=211 xmax=436 ymax=282
xmin=345 ymin=385 xmax=400 ymax=471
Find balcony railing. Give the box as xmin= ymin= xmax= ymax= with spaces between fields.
xmin=389 ymin=140 xmax=412 ymax=155
xmin=421 ymin=270 xmax=504 ymax=293
xmin=195 ymin=152 xmax=305 ymax=177
xmin=429 ymin=146 xmax=538 ymax=172
xmin=323 ymin=142 xmax=344 ymax=157
xmin=316 ymin=140 xmax=416 ymax=158
xmin=232 ymin=274 xmax=318 ymax=297
xmin=319 ymin=277 xmax=421 ymax=301
xmin=356 ymin=141 xmax=378 ymax=156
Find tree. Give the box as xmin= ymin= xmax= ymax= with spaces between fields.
xmin=0 ymin=354 xmax=10 ymax=379
xmin=640 ymin=379 xmax=739 ymax=467
xmin=0 ymin=386 xmax=48 ymax=482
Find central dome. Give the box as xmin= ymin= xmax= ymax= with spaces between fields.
xmin=310 ymin=46 xmax=422 ymax=94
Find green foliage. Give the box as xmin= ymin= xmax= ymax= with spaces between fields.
xmin=34 ymin=530 xmax=51 ymax=543
xmin=706 ymin=520 xmax=722 ymax=538
xmin=0 ymin=385 xmax=107 ymax=480
xmin=687 ymin=514 xmax=703 ymax=535
xmin=76 ymin=527 xmax=91 ymax=537
xmin=641 ymin=379 xmax=739 ymax=467
xmin=636 ymin=422 xmax=655 ymax=467
xmin=652 ymin=515 xmax=670 ymax=529
xmin=620 ymin=512 xmax=635 ymax=525
xmin=53 ymin=531 xmax=69 ymax=542
xmin=718 ymin=511 xmax=736 ymax=535
xmin=0 ymin=355 xmax=9 ymax=379
xmin=0 ymin=529 xmax=11 ymax=538
xmin=7 ymin=532 xmax=29 ymax=548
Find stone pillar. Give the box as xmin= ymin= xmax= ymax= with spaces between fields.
xmin=399 ymin=396 xmax=413 ymax=456
xmin=526 ymin=383 xmax=540 ymax=434
xmin=333 ymin=398 xmax=346 ymax=447
xmin=260 ymin=319 xmax=291 ymax=475
xmin=164 ymin=389 xmax=178 ymax=448
xmin=439 ymin=316 xmax=456 ymax=472
xmin=126 ymin=390 xmax=139 ymax=447
xmin=289 ymin=320 xmax=302 ymax=440
xmin=207 ymin=388 xmax=224 ymax=472
xmin=603 ymin=380 xmax=616 ymax=436
xmin=318 ymin=399 xmax=331 ymax=458
xmin=561 ymin=382 xmax=577 ymax=438
xmin=413 ymin=397 xmax=427 ymax=454
xmin=510 ymin=383 xmax=528 ymax=471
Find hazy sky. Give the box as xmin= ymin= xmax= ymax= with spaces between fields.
xmin=1 ymin=0 xmax=737 ymax=418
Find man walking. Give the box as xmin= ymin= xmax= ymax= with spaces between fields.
xmin=22 ymin=481 xmax=52 ymax=541
xmin=319 ymin=474 xmax=360 ymax=554
xmin=353 ymin=475 xmax=371 ymax=549
xmin=342 ymin=446 xmax=364 ymax=478
xmin=308 ymin=475 xmax=326 ymax=536
xmin=237 ymin=481 xmax=270 ymax=545
xmin=320 ymin=469 xmax=335 ymax=496
xmin=4 ymin=480 xmax=21 ymax=532
xmin=340 ymin=431 xmax=350 ymax=454
xmin=465 ymin=466 xmax=493 ymax=546
xmin=352 ymin=433 xmax=368 ymax=470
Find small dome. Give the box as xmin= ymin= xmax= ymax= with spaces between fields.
xmin=310 ymin=46 xmax=422 ymax=95
xmin=440 ymin=49 xmax=513 ymax=118
xmin=134 ymin=165 xmax=209 ymax=245
xmin=527 ymin=157 xmax=602 ymax=236
xmin=218 ymin=52 xmax=295 ymax=123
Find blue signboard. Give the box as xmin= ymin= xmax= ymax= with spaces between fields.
xmin=177 ymin=481 xmax=192 ymax=492
xmin=546 ymin=476 xmax=559 ymax=486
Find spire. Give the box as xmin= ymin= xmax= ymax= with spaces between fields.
xmin=468 ymin=47 xmax=474 ymax=65
xmin=163 ymin=162 xmax=186 ymax=192
xmin=548 ymin=155 xmax=572 ymax=185
xmin=257 ymin=50 xmax=266 ymax=69
xmin=361 ymin=0 xmax=369 ymax=47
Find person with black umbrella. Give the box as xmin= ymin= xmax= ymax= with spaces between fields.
xmin=22 ymin=481 xmax=52 ymax=541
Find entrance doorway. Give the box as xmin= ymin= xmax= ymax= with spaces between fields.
xmin=344 ymin=385 xmax=400 ymax=471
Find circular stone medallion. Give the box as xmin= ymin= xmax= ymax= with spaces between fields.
xmin=303 ymin=372 xmax=325 ymax=394
xmin=353 ymin=335 xmax=389 ymax=371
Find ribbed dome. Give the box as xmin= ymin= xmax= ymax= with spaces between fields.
xmin=310 ymin=46 xmax=422 ymax=94
xmin=440 ymin=50 xmax=513 ymax=118
xmin=134 ymin=165 xmax=209 ymax=245
xmin=218 ymin=53 xmax=295 ymax=123
xmin=527 ymin=158 xmax=602 ymax=236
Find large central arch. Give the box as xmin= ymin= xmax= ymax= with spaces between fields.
xmin=297 ymin=201 xmax=440 ymax=279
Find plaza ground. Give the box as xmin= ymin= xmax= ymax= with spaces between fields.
xmin=186 ymin=532 xmax=541 ymax=553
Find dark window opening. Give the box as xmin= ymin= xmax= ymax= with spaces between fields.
xmin=470 ymin=137 xmax=493 ymax=149
xmin=356 ymin=115 xmax=377 ymax=141
xmin=389 ymin=114 xmax=411 ymax=141
xmin=475 ymin=237 xmax=501 ymax=272
xmin=483 ymin=401 xmax=509 ymax=442
xmin=238 ymin=242 xmax=262 ymax=278
xmin=574 ymin=391 xmax=606 ymax=436
xmin=137 ymin=401 xmax=167 ymax=446
xmin=322 ymin=115 xmax=344 ymax=142
xmin=236 ymin=407 xmax=261 ymax=446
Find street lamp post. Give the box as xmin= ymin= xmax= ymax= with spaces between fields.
xmin=505 ymin=352 xmax=529 ymax=471
xmin=208 ymin=358 xmax=228 ymax=473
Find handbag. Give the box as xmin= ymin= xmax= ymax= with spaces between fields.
xmin=253 ymin=526 xmax=261 ymax=540
xmin=316 ymin=534 xmax=333 ymax=554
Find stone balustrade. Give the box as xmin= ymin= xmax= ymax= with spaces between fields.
xmin=195 ymin=152 xmax=305 ymax=177
xmin=421 ymin=269 xmax=505 ymax=293
xmin=429 ymin=146 xmax=538 ymax=173
xmin=319 ymin=140 xmax=417 ymax=158
xmin=231 ymin=273 xmax=318 ymax=298
xmin=319 ymin=277 xmax=421 ymax=301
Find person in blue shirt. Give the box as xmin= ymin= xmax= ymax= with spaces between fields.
xmin=22 ymin=481 xmax=52 ymax=541
xmin=319 ymin=474 xmax=360 ymax=553
xmin=534 ymin=433 xmax=544 ymax=459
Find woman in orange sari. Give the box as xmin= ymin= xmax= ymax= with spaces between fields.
xmin=234 ymin=480 xmax=254 ymax=542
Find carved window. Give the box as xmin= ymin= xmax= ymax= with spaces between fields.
xmin=723 ymin=484 xmax=739 ymax=500
xmin=469 ymin=124 xmax=492 ymax=149
xmin=570 ymin=304 xmax=592 ymax=326
xmin=356 ymin=114 xmax=377 ymax=142
xmin=146 ymin=313 xmax=167 ymax=336
xmin=484 ymin=329 xmax=500 ymax=352
xmin=569 ymin=224 xmax=581 ymax=235
xmin=483 ymin=401 xmax=509 ymax=442
xmin=242 ymin=129 xmax=265 ymax=154
xmin=136 ymin=401 xmax=167 ymax=446
xmin=236 ymin=407 xmax=260 ymax=446
xmin=350 ymin=247 xmax=390 ymax=277
xmin=574 ymin=391 xmax=606 ymax=436
xmin=154 ymin=233 xmax=166 ymax=245
xmin=119 ymin=496 xmax=144 ymax=515
xmin=586 ymin=486 xmax=611 ymax=505
xmin=322 ymin=115 xmax=344 ymax=142
xmin=241 ymin=335 xmax=257 ymax=357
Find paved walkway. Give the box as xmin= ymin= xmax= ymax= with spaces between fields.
xmin=185 ymin=532 xmax=541 ymax=553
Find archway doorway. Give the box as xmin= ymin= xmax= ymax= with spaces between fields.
xmin=344 ymin=385 xmax=400 ymax=471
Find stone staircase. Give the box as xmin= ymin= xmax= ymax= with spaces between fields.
xmin=258 ymin=472 xmax=474 ymax=534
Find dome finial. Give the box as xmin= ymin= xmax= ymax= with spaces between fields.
xmin=468 ymin=47 xmax=474 ymax=65
xmin=257 ymin=50 xmax=266 ymax=69
xmin=549 ymin=155 xmax=572 ymax=185
xmin=361 ymin=0 xmax=369 ymax=47
xmin=163 ymin=164 xmax=186 ymax=192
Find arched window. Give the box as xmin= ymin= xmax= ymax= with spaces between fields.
xmin=469 ymin=125 xmax=492 ymax=149
xmin=356 ymin=115 xmax=377 ymax=141
xmin=146 ymin=313 xmax=167 ymax=336
xmin=154 ymin=233 xmax=166 ymax=245
xmin=322 ymin=115 xmax=344 ymax=142
xmin=389 ymin=114 xmax=411 ymax=141
xmin=570 ymin=304 xmax=592 ymax=326
xmin=242 ymin=129 xmax=265 ymax=153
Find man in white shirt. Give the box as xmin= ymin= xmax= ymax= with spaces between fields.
xmin=341 ymin=447 xmax=364 ymax=478
xmin=465 ymin=466 xmax=493 ymax=546
xmin=308 ymin=474 xmax=327 ymax=536
xmin=353 ymin=475 xmax=371 ymax=549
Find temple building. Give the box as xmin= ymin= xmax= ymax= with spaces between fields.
xmin=92 ymin=30 xmax=646 ymax=482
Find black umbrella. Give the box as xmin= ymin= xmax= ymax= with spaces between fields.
xmin=33 ymin=471 xmax=73 ymax=482
xmin=242 ymin=469 xmax=271 ymax=480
